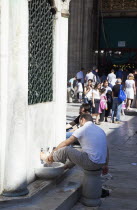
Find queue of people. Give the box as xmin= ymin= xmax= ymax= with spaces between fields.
xmin=67 ymin=68 xmax=137 ymax=124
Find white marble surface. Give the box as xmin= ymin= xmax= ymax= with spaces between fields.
xmin=0 ymin=0 xmax=70 ymax=194
xmin=2 ymin=0 xmax=28 ymax=193
xmin=27 ymin=0 xmax=69 ymax=183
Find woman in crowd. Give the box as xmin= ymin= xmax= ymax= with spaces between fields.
xmin=102 ymin=80 xmax=112 ymax=94
xmin=92 ymin=82 xmax=101 ymax=125
xmin=99 ymin=88 xmax=107 ymax=122
xmin=84 ymin=79 xmax=93 ymax=110
xmin=125 ymin=73 xmax=136 ymax=110
xmin=76 ymin=79 xmax=83 ymax=103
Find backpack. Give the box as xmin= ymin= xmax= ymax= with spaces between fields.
xmin=118 ymin=85 xmax=126 ymax=103
xmin=100 ymin=96 xmax=107 ymax=110
xmin=106 ymin=94 xmax=112 ymax=105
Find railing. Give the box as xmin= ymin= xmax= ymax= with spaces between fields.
xmin=28 ymin=0 xmax=54 ymax=105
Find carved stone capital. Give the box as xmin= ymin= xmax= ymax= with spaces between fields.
xmin=53 ymin=0 xmax=71 ymax=17
xmin=61 ymin=0 xmax=71 ymax=18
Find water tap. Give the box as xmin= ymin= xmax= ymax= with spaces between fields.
xmin=40 ymin=148 xmax=44 ymax=164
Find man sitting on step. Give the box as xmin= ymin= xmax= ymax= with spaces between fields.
xmin=66 ymin=103 xmax=91 ymax=140
xmin=41 ymin=114 xmax=109 ymax=172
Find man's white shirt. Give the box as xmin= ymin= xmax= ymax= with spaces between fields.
xmin=85 ymin=72 xmax=96 ymax=82
xmin=107 ymin=73 xmax=116 ymax=84
xmin=73 ymin=121 xmax=107 ymax=164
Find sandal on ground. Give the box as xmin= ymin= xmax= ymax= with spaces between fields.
xmin=95 ymin=122 xmax=101 ymax=125
xmin=114 ymin=121 xmax=121 ymax=124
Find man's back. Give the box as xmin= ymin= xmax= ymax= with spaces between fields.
xmin=73 ymin=121 xmax=107 ymax=164
xmin=112 ymin=84 xmax=121 ymax=97
xmin=85 ymin=72 xmax=95 ymax=81
xmin=116 ymin=70 xmax=123 ymax=79
xmin=76 ymin=71 xmax=83 ymax=79
xmin=107 ymin=73 xmax=116 ymax=84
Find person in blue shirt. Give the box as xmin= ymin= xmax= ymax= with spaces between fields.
xmin=116 ymin=69 xmax=123 ymax=80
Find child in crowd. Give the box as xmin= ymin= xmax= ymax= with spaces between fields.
xmin=121 ymin=100 xmax=126 ymax=115
xmin=76 ymin=79 xmax=83 ymax=103
xmin=99 ymin=88 xmax=107 ymax=122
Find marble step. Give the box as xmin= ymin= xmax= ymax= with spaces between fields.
xmin=0 ymin=167 xmax=83 ymax=210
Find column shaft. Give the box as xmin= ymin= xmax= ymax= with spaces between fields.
xmin=1 ymin=0 xmax=28 ymax=196
xmin=68 ymin=0 xmax=99 ymax=78
xmin=53 ymin=0 xmax=70 ymax=144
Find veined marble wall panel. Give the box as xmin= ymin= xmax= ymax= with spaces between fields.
xmin=27 ymin=0 xmax=68 ymax=183
xmin=27 ymin=103 xmax=57 ymax=182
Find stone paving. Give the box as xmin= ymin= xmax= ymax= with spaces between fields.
xmin=0 ymin=103 xmax=137 ymax=210
xmin=67 ymin=103 xmax=137 ymax=210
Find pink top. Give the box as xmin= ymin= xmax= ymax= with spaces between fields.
xmin=99 ymin=95 xmax=107 ymax=113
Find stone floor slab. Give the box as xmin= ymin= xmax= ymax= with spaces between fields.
xmin=68 ymin=103 xmax=137 ymax=210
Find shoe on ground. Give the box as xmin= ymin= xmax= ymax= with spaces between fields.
xmin=101 ymin=188 xmax=110 ymax=198
xmin=114 ymin=121 xmax=121 ymax=124
xmin=95 ymin=122 xmax=101 ymax=125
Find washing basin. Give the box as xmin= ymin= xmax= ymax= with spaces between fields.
xmin=35 ymin=162 xmax=64 ymax=179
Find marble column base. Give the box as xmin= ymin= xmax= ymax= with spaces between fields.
xmin=2 ymin=188 xmax=29 ymax=197
xmin=81 ymin=196 xmax=101 ymax=207
xmin=81 ymin=169 xmax=102 ymax=207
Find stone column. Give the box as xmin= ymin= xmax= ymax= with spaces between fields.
xmin=91 ymin=0 xmax=100 ymax=65
xmin=68 ymin=0 xmax=84 ymax=78
xmin=68 ymin=0 xmax=99 ymax=79
xmin=81 ymin=0 xmax=94 ymax=69
xmin=0 ymin=0 xmax=9 ymax=194
xmin=82 ymin=0 xmax=99 ymax=69
xmin=1 ymin=0 xmax=28 ymax=196
xmin=53 ymin=0 xmax=71 ymax=144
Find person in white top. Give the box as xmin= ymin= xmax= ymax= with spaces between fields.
xmin=107 ymin=69 xmax=116 ymax=85
xmin=84 ymin=79 xmax=93 ymax=107
xmin=102 ymin=80 xmax=112 ymax=94
xmin=67 ymin=76 xmax=77 ymax=103
xmin=125 ymin=73 xmax=136 ymax=110
xmin=69 ymin=76 xmax=76 ymax=89
xmin=76 ymin=68 xmax=85 ymax=84
xmin=40 ymin=114 xmax=109 ymax=172
xmin=92 ymin=83 xmax=101 ymax=125
xmin=76 ymin=79 xmax=83 ymax=102
xmin=111 ymin=78 xmax=117 ymax=87
xmin=85 ymin=70 xmax=96 ymax=84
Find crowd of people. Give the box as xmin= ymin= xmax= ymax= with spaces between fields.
xmin=40 ymin=67 xmax=137 ymax=201
xmin=67 ymin=68 xmax=137 ymax=124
